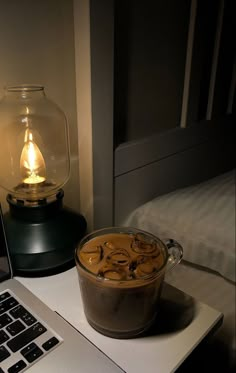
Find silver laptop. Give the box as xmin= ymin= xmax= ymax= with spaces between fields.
xmin=0 ymin=204 xmax=123 ymax=373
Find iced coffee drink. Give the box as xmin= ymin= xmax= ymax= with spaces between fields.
xmin=75 ymin=227 xmax=183 ymax=338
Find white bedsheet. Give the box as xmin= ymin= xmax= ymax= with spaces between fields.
xmin=124 ymin=170 xmax=236 ymax=283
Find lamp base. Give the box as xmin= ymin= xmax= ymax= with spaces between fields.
xmin=4 ymin=190 xmax=87 ymax=277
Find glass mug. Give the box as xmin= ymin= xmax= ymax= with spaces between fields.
xmin=75 ymin=227 xmax=183 ymax=339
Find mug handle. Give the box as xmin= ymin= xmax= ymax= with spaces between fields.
xmin=165 ymin=239 xmax=183 ymax=272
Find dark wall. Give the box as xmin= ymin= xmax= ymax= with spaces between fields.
xmin=114 ymin=0 xmax=235 ymax=145
xmin=114 ymin=0 xmax=190 ymax=144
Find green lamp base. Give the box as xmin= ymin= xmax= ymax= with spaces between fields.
xmin=4 ymin=190 xmax=87 ymax=277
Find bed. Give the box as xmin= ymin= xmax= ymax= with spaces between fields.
xmin=110 ymin=118 xmax=235 ymax=371
xmin=122 ymin=169 xmax=235 ymax=370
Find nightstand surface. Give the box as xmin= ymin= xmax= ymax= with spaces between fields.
xmin=17 ymin=267 xmax=223 ymax=373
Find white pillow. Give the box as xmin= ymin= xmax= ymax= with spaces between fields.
xmin=124 ymin=170 xmax=236 ymax=283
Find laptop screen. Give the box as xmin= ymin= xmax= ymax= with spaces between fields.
xmin=0 ymin=203 xmax=12 ymax=281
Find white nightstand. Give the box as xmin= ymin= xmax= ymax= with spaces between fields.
xmin=17 ymin=267 xmax=223 ymax=373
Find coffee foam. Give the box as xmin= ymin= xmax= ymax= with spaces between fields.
xmin=78 ymin=233 xmax=165 ymax=281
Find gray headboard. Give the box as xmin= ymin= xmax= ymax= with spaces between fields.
xmin=114 ymin=117 xmax=235 ymax=225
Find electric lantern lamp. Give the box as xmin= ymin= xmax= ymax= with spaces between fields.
xmin=0 ymin=85 xmax=86 ymax=276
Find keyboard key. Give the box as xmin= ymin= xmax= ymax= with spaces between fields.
xmin=0 ymin=292 xmax=11 ymax=301
xmin=21 ymin=342 xmax=43 ymax=363
xmin=6 ymin=320 xmax=25 ymax=336
xmin=0 ymin=313 xmax=12 ymax=328
xmin=10 ymin=305 xmax=36 ymax=326
xmin=0 ymin=345 xmax=10 ymax=363
xmin=8 ymin=360 xmax=27 ymax=373
xmin=42 ymin=336 xmax=59 ymax=351
xmin=7 ymin=322 xmax=47 ymax=352
xmin=0 ymin=330 xmax=10 ymax=344
xmin=0 ymin=298 xmax=19 ymax=315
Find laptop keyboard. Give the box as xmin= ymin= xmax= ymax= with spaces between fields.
xmin=0 ymin=291 xmax=62 ymax=373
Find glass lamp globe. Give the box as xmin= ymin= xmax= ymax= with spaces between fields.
xmin=0 ymin=85 xmax=86 ymax=276
xmin=0 ymin=85 xmax=70 ymax=201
